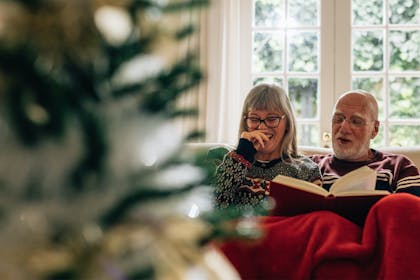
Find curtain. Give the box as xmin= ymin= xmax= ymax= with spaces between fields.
xmin=177 ymin=0 xmax=243 ymax=146
xmin=204 ymin=0 xmax=242 ymax=146
xmin=175 ymin=5 xmax=208 ymax=141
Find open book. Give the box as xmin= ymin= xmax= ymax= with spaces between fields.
xmin=269 ymin=166 xmax=390 ymax=226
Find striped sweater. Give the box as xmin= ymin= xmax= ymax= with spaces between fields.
xmin=311 ymin=149 xmax=420 ymax=196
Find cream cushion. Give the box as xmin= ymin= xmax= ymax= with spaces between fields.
xmin=186 ymin=143 xmax=420 ymax=168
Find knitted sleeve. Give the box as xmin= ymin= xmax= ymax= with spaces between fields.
xmin=298 ymin=156 xmax=322 ymax=183
xmin=214 ymin=151 xmax=252 ymax=208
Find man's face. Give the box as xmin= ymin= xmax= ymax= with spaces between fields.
xmin=332 ymin=93 xmax=378 ymax=162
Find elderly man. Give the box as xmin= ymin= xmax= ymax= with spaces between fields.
xmin=311 ymin=90 xmax=420 ymax=195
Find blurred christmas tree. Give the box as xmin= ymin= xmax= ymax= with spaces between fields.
xmin=0 ymin=0 xmax=253 ymax=279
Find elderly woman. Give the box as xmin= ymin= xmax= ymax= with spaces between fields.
xmin=215 ymin=83 xmax=321 ymax=208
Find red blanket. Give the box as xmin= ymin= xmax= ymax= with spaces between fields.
xmin=219 ymin=193 xmax=420 ymax=279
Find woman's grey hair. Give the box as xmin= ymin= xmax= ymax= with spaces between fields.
xmin=238 ymin=83 xmax=299 ymax=161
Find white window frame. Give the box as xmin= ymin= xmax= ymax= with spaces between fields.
xmin=237 ymin=0 xmax=420 ymax=147
xmin=239 ymin=0 xmax=341 ymax=147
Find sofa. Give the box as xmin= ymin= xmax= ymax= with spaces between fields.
xmin=186 ymin=142 xmax=420 ymax=168
xmin=186 ymin=142 xmax=420 ymax=279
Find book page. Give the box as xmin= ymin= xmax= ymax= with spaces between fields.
xmin=330 ymin=166 xmax=378 ymax=195
xmin=272 ymin=175 xmax=329 ymax=196
xmin=329 ymin=189 xmax=390 ymax=197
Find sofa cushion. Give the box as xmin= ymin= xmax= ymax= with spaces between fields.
xmin=186 ymin=143 xmax=420 ymax=168
xmin=299 ymin=145 xmax=420 ymax=168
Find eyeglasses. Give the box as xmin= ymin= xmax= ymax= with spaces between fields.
xmin=245 ymin=115 xmax=286 ymax=129
xmin=332 ymin=114 xmax=371 ymax=128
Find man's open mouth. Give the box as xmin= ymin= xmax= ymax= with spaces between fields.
xmin=337 ymin=137 xmax=351 ymax=144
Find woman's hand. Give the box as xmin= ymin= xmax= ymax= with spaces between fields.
xmin=240 ymin=130 xmax=270 ymax=151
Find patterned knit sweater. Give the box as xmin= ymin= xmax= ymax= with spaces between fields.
xmin=215 ymin=139 xmax=321 ymax=208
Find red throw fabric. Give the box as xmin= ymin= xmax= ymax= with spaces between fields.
xmin=219 ymin=193 xmax=420 ymax=279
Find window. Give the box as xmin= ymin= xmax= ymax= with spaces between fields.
xmin=239 ymin=0 xmax=420 ymax=147
xmin=351 ymin=0 xmax=420 ymax=147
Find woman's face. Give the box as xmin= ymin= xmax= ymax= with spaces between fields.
xmin=246 ymin=109 xmax=287 ymax=160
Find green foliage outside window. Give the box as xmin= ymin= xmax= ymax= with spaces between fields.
xmin=252 ymin=0 xmax=419 ymax=147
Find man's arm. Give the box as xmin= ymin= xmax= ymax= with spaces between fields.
xmin=393 ymin=155 xmax=420 ymax=196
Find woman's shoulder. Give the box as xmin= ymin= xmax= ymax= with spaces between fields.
xmin=294 ymin=154 xmax=318 ymax=166
xmin=291 ymin=155 xmax=321 ymax=181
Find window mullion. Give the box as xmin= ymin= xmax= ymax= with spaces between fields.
xmin=383 ymin=0 xmax=390 ymax=145
xmin=334 ymin=0 xmax=351 ymax=98
xmin=320 ymin=0 xmax=336 ymax=145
